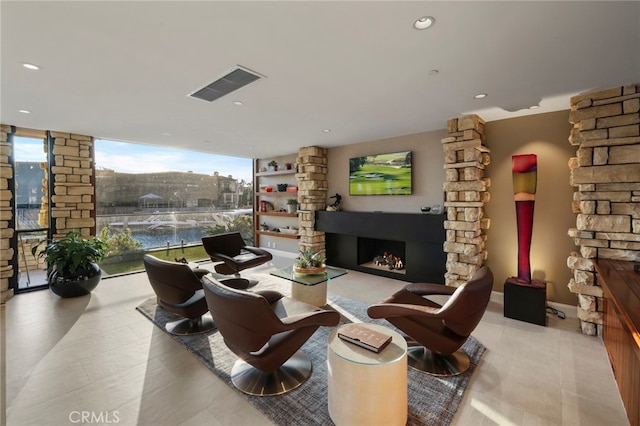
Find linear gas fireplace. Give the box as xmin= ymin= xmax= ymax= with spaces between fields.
xmin=358 ymin=237 xmax=406 ymax=275
xmin=315 ymin=211 xmax=446 ymax=283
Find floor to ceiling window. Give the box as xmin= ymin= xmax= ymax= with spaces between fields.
xmin=14 ymin=134 xmax=49 ymax=292
xmin=95 ymin=139 xmax=254 ymax=274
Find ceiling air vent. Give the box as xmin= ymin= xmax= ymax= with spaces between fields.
xmin=189 ymin=66 xmax=263 ymax=102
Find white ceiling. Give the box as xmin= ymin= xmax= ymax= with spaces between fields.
xmin=2 ymin=1 xmax=639 ymax=159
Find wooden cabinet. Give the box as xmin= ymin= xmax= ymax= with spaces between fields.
xmin=594 ymin=259 xmax=640 ymax=426
xmin=253 ymin=163 xmax=300 ymax=248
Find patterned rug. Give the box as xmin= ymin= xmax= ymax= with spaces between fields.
xmin=136 ymin=273 xmax=485 ymax=426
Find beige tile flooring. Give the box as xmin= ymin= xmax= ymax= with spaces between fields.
xmin=3 ymin=251 xmax=630 ymax=426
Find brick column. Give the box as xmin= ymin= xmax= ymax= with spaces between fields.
xmin=49 ymin=132 xmax=96 ymax=238
xmin=567 ymin=84 xmax=640 ymax=336
xmin=442 ymin=115 xmax=491 ymax=287
xmin=0 ymin=125 xmax=14 ymax=303
xmin=296 ymin=146 xmax=328 ymax=255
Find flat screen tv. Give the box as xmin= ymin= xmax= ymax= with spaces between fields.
xmin=349 ymin=150 xmax=412 ymax=195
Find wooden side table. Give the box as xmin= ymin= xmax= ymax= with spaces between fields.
xmin=327 ymin=323 xmax=408 ymax=426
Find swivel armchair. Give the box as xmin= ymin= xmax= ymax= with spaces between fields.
xmin=202 ymin=275 xmax=340 ymax=396
xmin=202 ymin=232 xmax=272 ymax=286
xmin=143 ymin=254 xmax=248 ymax=335
xmin=368 ymin=266 xmax=493 ymax=376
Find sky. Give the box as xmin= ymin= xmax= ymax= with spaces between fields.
xmin=14 ymin=137 xmax=254 ymax=183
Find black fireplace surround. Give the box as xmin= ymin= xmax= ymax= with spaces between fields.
xmin=315 ymin=211 xmax=446 ymax=283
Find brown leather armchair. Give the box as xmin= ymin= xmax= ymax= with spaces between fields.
xmin=202 ymin=232 xmax=273 ymax=286
xmin=367 ymin=266 xmax=493 ymax=376
xmin=143 ymin=254 xmax=249 ymax=335
xmin=202 ymin=275 xmax=340 ymax=396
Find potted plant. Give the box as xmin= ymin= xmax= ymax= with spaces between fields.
xmin=293 ymin=248 xmax=326 ymax=274
xmin=32 ymin=230 xmax=109 ymax=298
xmin=267 ymin=160 xmax=278 ymax=172
xmin=286 ymin=198 xmax=298 ymax=214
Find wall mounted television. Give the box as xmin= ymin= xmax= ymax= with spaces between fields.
xmin=349 ymin=150 xmax=412 ymax=195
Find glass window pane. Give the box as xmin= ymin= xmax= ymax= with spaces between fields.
xmin=95 ymin=140 xmax=253 ymax=271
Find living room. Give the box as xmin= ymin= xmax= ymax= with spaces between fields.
xmin=2 ymin=2 xmax=639 ymax=425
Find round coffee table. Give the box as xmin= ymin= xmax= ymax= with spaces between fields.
xmin=327 ymin=323 xmax=408 ymax=426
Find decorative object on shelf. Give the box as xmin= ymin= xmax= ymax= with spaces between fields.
xmin=260 ymin=222 xmax=269 ymax=231
xmin=268 ymin=160 xmax=278 ymax=172
xmin=259 ymin=167 xmax=267 ymax=173
xmin=284 ymin=162 xmax=293 ymax=170
xmin=279 ymin=227 xmax=298 ymax=235
xmin=264 ymin=186 xmax=273 ymax=192
xmin=259 ymin=200 xmax=275 ymax=212
xmin=31 ymin=230 xmax=109 ymax=298
xmin=293 ymin=248 xmax=326 ymax=274
xmin=286 ymin=186 xmax=298 ymax=192
xmin=286 ymin=198 xmax=298 ymax=214
xmin=326 ymin=193 xmax=342 ymax=212
xmin=277 ymin=183 xmax=288 ymax=192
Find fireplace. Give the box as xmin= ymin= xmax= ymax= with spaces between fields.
xmin=358 ymin=237 xmax=406 ymax=275
xmin=315 ymin=211 xmax=446 ymax=283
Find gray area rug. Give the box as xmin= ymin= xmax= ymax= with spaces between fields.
xmin=136 ymin=274 xmax=485 ymax=426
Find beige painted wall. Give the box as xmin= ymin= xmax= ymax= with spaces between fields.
xmin=326 ymin=110 xmax=577 ymax=305
xmin=484 ymin=111 xmax=576 ymax=305
xmin=326 ymin=129 xmax=448 ymax=214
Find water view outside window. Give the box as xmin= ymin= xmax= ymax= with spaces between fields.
xmin=95 ymin=140 xmax=254 ymax=272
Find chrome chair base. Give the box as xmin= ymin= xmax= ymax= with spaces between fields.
xmin=230 ymin=350 xmax=312 ymax=396
xmin=405 ymin=339 xmax=470 ymax=376
xmin=165 ymin=314 xmax=216 ymax=335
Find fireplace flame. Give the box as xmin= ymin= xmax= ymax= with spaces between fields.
xmin=373 ymin=251 xmax=404 ymax=270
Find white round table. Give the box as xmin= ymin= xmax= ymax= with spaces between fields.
xmin=327 ymin=323 xmax=408 ymax=426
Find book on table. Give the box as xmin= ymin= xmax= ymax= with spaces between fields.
xmin=337 ymin=324 xmax=392 ymax=353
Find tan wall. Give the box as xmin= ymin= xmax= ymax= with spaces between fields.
xmin=326 ymin=111 xmax=577 ymax=305
xmin=326 ymin=129 xmax=447 ymax=214
xmin=484 ymin=111 xmax=576 ymax=305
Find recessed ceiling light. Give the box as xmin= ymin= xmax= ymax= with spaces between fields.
xmin=233 ymin=101 xmax=243 ymax=106
xmin=322 ymin=129 xmax=331 ymax=133
xmin=413 ymin=16 xmax=435 ymax=30
xmin=474 ymin=93 xmax=488 ymax=99
xmin=529 ymin=105 xmax=540 ymax=110
xmin=18 ymin=109 xmax=31 ymax=114
xmin=22 ymin=63 xmax=40 ymax=70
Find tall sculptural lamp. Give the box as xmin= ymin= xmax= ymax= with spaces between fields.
xmin=503 ymin=154 xmax=547 ymax=326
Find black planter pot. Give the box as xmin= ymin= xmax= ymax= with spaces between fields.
xmin=49 ymin=263 xmax=102 ymax=298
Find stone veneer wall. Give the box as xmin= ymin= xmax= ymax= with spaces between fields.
xmin=48 ymin=131 xmax=96 ymax=239
xmin=296 ymin=146 xmax=328 ymax=255
xmin=567 ymin=84 xmax=640 ymax=336
xmin=442 ymin=114 xmax=491 ymax=287
xmin=0 ymin=125 xmax=14 ymax=303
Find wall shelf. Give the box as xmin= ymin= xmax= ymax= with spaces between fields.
xmin=256 ymin=191 xmax=297 ymax=197
xmin=256 ymin=212 xmax=298 ymax=218
xmin=255 ymin=169 xmax=296 ymax=177
xmin=256 ymin=230 xmax=300 ymax=239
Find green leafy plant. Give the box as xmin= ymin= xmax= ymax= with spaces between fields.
xmin=294 ymin=248 xmax=325 ymax=269
xmin=32 ymin=230 xmax=109 ymax=280
xmin=286 ymin=198 xmax=298 ymax=205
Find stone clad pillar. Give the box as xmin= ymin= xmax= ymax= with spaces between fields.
xmin=0 ymin=124 xmax=15 ymax=303
xmin=296 ymin=146 xmax=328 ymax=255
xmin=49 ymin=131 xmax=96 ymax=238
xmin=567 ymin=84 xmax=640 ymax=335
xmin=441 ymin=115 xmax=491 ymax=287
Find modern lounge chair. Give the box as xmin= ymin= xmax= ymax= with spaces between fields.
xmin=201 ymin=232 xmax=273 ymax=286
xmin=143 ymin=254 xmax=248 ymax=335
xmin=367 ymin=266 xmax=494 ymax=376
xmin=202 ymin=275 xmax=340 ymax=396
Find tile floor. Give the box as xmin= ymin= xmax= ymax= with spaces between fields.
xmin=3 ymin=251 xmax=630 ymax=425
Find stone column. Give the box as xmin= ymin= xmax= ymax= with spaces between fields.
xmin=567 ymin=84 xmax=640 ymax=336
xmin=442 ymin=115 xmax=491 ymax=287
xmin=296 ymin=146 xmax=328 ymax=255
xmin=49 ymin=132 xmax=96 ymax=238
xmin=0 ymin=125 xmax=14 ymax=303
